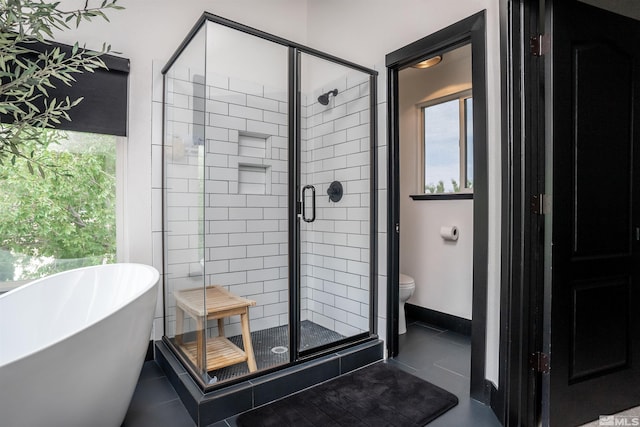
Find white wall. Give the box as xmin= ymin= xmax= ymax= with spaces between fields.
xmin=401 ymin=197 xmax=474 ymax=319
xmin=398 ymin=47 xmax=473 ymax=320
xmin=53 ymin=0 xmax=501 ymax=387
xmin=306 ymin=0 xmax=502 ymax=386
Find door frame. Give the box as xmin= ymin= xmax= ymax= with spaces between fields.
xmin=497 ymin=0 xmax=547 ymax=425
xmin=385 ymin=10 xmax=489 ymax=403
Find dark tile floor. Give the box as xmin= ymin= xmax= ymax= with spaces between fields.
xmin=121 ymin=361 xmax=195 ymax=427
xmin=387 ymin=319 xmax=502 ymax=427
xmin=123 ymin=319 xmax=502 ymax=427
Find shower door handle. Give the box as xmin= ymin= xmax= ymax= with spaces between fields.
xmin=301 ymin=185 xmax=316 ymax=223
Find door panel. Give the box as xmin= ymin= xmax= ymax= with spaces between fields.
xmin=297 ymin=52 xmax=373 ymax=354
xmin=572 ymin=43 xmax=633 ymax=257
xmin=549 ymin=2 xmax=640 ymax=425
xmin=570 ymin=277 xmax=630 ymax=382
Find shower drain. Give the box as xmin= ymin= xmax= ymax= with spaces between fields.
xmin=270 ymin=346 xmax=288 ymax=354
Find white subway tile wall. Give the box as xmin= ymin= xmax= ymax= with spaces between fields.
xmin=163 ymin=65 xmax=372 ymax=343
xmin=300 ymin=70 xmax=371 ymax=337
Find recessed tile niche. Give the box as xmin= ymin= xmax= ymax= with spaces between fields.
xmin=238 ymin=164 xmax=270 ymax=195
xmin=238 ymin=133 xmax=267 ymax=158
xmin=238 ymin=133 xmax=271 ymax=195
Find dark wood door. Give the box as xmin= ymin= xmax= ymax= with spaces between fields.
xmin=549 ymin=2 xmax=640 ymax=425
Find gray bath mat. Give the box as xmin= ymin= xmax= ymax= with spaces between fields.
xmin=236 ymin=362 xmax=458 ymax=426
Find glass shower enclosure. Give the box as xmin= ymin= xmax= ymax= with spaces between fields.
xmin=162 ymin=13 xmax=377 ymax=389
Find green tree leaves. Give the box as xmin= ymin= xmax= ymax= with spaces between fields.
xmin=0 ymin=2 xmax=121 ymax=281
xmin=0 ymin=130 xmax=116 ymax=280
xmin=0 ymin=0 xmax=121 ymax=171
xmin=425 ymin=179 xmax=473 ymax=194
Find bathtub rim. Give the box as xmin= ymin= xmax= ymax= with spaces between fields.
xmin=0 ymin=262 xmax=159 ymax=369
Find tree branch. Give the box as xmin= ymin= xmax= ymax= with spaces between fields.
xmin=66 ymin=204 xmax=86 ymax=228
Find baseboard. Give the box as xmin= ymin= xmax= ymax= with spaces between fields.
xmin=405 ymin=304 xmax=472 ymax=336
xmin=485 ymin=378 xmax=509 ymax=426
xmin=145 ymin=340 xmax=154 ymax=361
xmin=487 ymin=379 xmax=505 ymax=423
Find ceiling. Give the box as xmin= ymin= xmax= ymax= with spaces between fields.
xmin=579 ymin=0 xmax=640 ymax=20
xmin=401 ymin=43 xmax=471 ymax=80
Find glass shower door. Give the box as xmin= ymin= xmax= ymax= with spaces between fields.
xmin=297 ymin=52 xmax=374 ymax=354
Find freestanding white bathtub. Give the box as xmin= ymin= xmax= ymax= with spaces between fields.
xmin=0 ymin=263 xmax=159 ymax=427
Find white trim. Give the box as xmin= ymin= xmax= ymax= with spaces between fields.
xmin=116 ymin=135 xmax=128 ymax=262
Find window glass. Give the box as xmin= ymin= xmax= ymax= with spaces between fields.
xmin=423 ymin=93 xmax=473 ymax=194
xmin=424 ymin=99 xmax=460 ymax=193
xmin=0 ymin=130 xmax=118 ymax=287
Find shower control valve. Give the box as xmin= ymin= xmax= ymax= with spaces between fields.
xmin=327 ymin=181 xmax=343 ymax=203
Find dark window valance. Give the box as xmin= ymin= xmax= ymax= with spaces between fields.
xmin=3 ymin=39 xmax=130 ymax=136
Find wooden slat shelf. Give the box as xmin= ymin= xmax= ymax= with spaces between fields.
xmin=178 ymin=336 xmax=248 ymax=371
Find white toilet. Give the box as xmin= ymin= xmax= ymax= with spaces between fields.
xmin=399 ymin=273 xmax=416 ymax=335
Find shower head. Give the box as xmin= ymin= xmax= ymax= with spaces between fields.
xmin=318 ymin=89 xmax=338 ymax=106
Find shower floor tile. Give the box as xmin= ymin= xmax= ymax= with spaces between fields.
xmin=209 ymin=320 xmax=344 ymax=382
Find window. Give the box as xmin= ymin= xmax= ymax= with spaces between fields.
xmin=0 ymin=40 xmax=128 ymax=292
xmin=421 ymin=90 xmax=473 ymax=194
xmin=0 ymin=130 xmax=121 ymax=290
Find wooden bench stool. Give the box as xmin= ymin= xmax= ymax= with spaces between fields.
xmin=174 ymin=285 xmax=257 ymax=374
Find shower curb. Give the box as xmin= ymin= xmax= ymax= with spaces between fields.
xmin=155 ymin=339 xmax=383 ymax=426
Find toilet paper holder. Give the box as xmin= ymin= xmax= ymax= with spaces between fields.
xmin=440 ymin=225 xmax=459 ymax=241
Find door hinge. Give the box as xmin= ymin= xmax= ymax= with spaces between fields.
xmin=530 ymin=351 xmax=550 ymax=374
xmin=530 ymin=34 xmax=546 ymax=56
xmin=531 ymin=194 xmax=550 ymax=215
